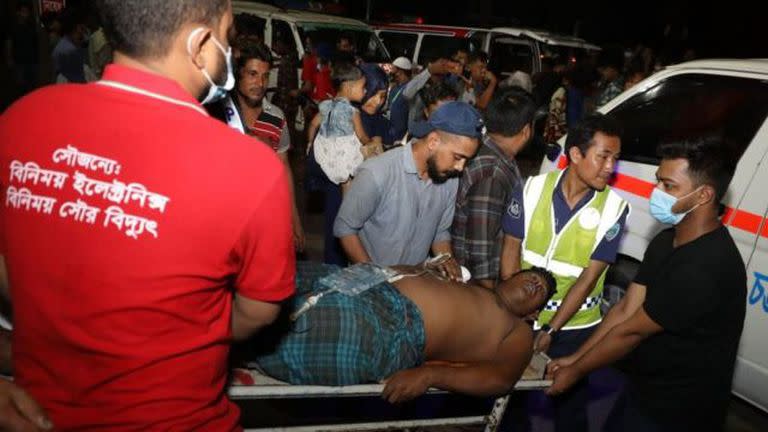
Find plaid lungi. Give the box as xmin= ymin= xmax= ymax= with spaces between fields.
xmin=255 ymin=262 xmax=425 ymax=385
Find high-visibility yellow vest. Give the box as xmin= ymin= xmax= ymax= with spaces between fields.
xmin=522 ymin=170 xmax=629 ymax=330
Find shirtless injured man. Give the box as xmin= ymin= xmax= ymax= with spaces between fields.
xmin=248 ymin=261 xmax=556 ymax=403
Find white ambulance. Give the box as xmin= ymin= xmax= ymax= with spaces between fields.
xmin=540 ymin=59 xmax=768 ymax=412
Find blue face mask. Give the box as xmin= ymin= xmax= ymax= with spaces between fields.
xmin=649 ymin=187 xmax=700 ymax=225
xmin=187 ymin=28 xmax=235 ymax=105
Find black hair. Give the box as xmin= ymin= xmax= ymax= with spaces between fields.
xmin=95 ymin=0 xmax=229 ymax=59
xmin=359 ymin=63 xmax=389 ymax=105
xmin=657 ymin=136 xmax=736 ymax=202
xmin=467 ymin=50 xmax=489 ymax=65
xmin=331 ymin=61 xmax=363 ymax=89
xmin=236 ymin=42 xmax=272 ymax=72
xmin=523 ymin=267 xmax=557 ymax=309
xmin=419 ymin=81 xmax=459 ymax=108
xmin=484 ymin=87 xmax=536 ymax=136
xmin=564 ymin=114 xmax=623 ymax=162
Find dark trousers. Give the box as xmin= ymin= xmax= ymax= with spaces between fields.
xmin=603 ymin=389 xmax=663 ymax=432
xmin=547 ymin=326 xmax=595 ymax=432
xmin=307 ymin=147 xmax=347 ymax=266
xmin=506 ymin=326 xmax=595 ymax=432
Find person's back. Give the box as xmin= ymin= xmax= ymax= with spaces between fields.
xmin=0 ymin=65 xmax=293 ymax=429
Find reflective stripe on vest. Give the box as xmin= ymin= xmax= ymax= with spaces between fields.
xmin=521 ymin=170 xmax=629 ymax=330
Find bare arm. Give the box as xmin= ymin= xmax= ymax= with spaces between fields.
xmin=382 ymin=320 xmax=533 ymax=402
xmin=0 ymin=257 xmax=11 ymax=375
xmin=352 ymin=111 xmax=372 ymax=145
xmin=555 ymin=282 xmax=647 ymax=368
xmin=547 ymin=305 xmax=662 ymax=396
xmin=547 ymin=260 xmax=607 ymax=332
xmin=0 ymin=329 xmax=10 ymax=376
xmin=0 ymin=379 xmax=53 ymax=431
xmin=339 ymin=235 xmax=372 ymax=264
xmin=231 ymin=294 xmax=282 ymax=341
xmin=500 ymin=235 xmax=522 ymax=281
xmin=534 ymin=260 xmax=608 ymax=353
xmin=430 ymin=240 xmax=461 ymax=281
xmin=277 ymin=152 xmax=305 ymax=252
xmin=475 ymin=72 xmax=498 ymax=110
xmin=306 ymin=113 xmax=321 ymax=154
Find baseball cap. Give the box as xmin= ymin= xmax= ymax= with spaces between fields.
xmin=409 ymin=101 xmax=484 ymax=139
xmin=392 ymin=56 xmax=413 ymax=71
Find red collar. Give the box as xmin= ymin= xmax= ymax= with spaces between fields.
xmin=101 ymin=64 xmax=202 ymax=108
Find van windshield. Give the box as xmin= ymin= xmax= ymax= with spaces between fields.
xmin=297 ymin=24 xmax=390 ymax=63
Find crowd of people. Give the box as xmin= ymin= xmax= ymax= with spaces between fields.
xmin=0 ymin=1 xmax=746 ymax=432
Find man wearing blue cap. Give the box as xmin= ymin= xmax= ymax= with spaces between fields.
xmin=334 ymin=102 xmax=482 ymax=279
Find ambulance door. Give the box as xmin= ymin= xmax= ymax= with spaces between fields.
xmin=731 ymin=119 xmax=768 ymax=413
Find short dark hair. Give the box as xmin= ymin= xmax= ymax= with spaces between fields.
xmin=467 ymin=50 xmax=489 ymax=65
xmin=236 ymin=42 xmax=272 ymax=73
xmin=96 ymin=0 xmax=229 ymax=59
xmin=523 ymin=267 xmax=557 ymax=309
xmin=657 ymin=136 xmax=735 ymax=202
xmin=359 ymin=63 xmax=389 ymax=105
xmin=331 ymin=61 xmax=363 ymax=89
xmin=484 ymin=87 xmax=536 ymax=136
xmin=565 ymin=114 xmax=623 ymax=161
xmin=419 ymin=82 xmax=458 ymax=108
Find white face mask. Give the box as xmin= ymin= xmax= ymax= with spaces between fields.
xmin=187 ymin=27 xmax=234 ymax=105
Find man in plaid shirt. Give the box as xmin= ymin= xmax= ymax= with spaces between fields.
xmin=451 ymin=88 xmax=537 ymax=288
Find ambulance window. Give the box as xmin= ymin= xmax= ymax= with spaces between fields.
xmin=234 ymin=13 xmax=265 ymax=42
xmin=379 ymin=31 xmax=417 ymax=60
xmin=609 ymin=73 xmax=768 ymax=165
xmin=469 ymin=31 xmax=488 ymax=53
xmin=272 ymin=20 xmax=297 ymax=56
xmin=488 ymin=37 xmax=534 ymax=75
xmin=420 ymin=35 xmax=470 ymax=66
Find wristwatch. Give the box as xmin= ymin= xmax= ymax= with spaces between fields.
xmin=540 ymin=324 xmax=557 ymax=336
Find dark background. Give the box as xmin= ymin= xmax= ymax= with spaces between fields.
xmin=347 ymin=0 xmax=765 ymax=58
xmin=3 ymin=0 xmax=764 ymax=57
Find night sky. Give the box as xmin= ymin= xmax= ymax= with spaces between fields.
xmin=343 ymin=0 xmax=765 ymax=58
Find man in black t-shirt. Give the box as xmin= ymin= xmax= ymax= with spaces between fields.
xmin=545 ymin=136 xmax=746 ymax=432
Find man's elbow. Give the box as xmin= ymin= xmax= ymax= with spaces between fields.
xmin=231 ymin=298 xmax=283 ymax=340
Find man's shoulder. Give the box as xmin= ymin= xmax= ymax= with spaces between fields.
xmin=262 ymin=99 xmax=286 ymax=121
xmin=362 ymin=147 xmax=403 ymax=171
xmin=2 ymin=83 xmax=93 ymax=125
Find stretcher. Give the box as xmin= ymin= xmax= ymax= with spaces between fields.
xmin=227 ymin=353 xmax=552 ymax=432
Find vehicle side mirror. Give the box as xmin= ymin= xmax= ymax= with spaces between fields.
xmin=545 ymin=142 xmax=562 ymax=162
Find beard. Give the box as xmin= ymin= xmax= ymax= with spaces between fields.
xmin=426 ymin=155 xmax=460 ymax=184
xmin=237 ymin=87 xmax=264 ymax=108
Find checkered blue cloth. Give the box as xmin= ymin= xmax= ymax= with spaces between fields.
xmin=254 ymin=262 xmax=425 ymax=385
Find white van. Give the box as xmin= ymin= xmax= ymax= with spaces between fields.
xmin=375 ymin=24 xmax=489 ymax=66
xmin=374 ymin=23 xmax=600 ymax=78
xmin=539 ymin=59 xmax=768 ymax=413
xmin=232 ymin=1 xmax=390 ymax=86
xmin=487 ymin=27 xmax=600 ymax=77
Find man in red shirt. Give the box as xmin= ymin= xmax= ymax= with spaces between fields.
xmin=0 ymin=0 xmax=295 ymax=430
